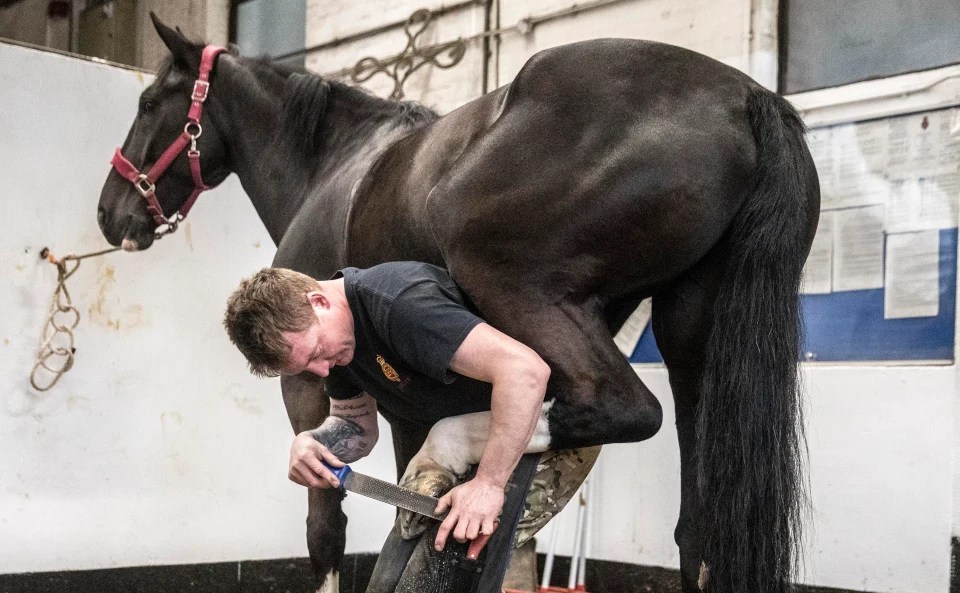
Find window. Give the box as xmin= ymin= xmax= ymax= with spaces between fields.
xmin=779 ymin=0 xmax=960 ymax=94
xmin=230 ymin=0 xmax=305 ymax=68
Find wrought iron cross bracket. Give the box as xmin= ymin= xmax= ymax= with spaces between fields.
xmin=350 ymin=8 xmax=467 ymax=99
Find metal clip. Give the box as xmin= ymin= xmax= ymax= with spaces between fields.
xmin=154 ymin=213 xmax=186 ymax=240
xmin=185 ymin=121 xmax=202 ymax=156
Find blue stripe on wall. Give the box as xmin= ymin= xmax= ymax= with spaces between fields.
xmin=629 ymin=228 xmax=956 ymax=363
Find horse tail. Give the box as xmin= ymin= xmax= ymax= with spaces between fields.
xmin=696 ymin=87 xmax=816 ymax=593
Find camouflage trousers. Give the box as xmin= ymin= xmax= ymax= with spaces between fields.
xmin=513 ymin=445 xmax=602 ymax=548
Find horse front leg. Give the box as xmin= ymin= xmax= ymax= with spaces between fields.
xmin=281 ymin=373 xmax=346 ymax=593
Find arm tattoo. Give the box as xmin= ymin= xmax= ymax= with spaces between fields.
xmin=329 ymin=400 xmax=373 ymax=421
xmin=310 ymin=417 xmax=374 ymax=463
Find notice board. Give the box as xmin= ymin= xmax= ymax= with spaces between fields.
xmin=625 ymin=107 xmax=960 ymax=363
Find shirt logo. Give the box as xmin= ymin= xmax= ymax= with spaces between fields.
xmin=376 ymin=354 xmax=401 ymax=383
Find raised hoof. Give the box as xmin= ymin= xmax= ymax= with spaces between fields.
xmin=398 ymin=458 xmax=457 ymax=540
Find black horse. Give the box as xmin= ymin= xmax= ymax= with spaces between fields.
xmin=97 ymin=17 xmax=819 ymax=593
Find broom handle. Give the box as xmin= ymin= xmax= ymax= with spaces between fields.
xmin=577 ymin=475 xmax=593 ymax=588
xmin=568 ymin=483 xmax=587 ymax=590
xmin=541 ymin=520 xmax=560 ymax=590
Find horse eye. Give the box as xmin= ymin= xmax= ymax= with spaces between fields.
xmin=141 ymin=100 xmax=155 ymax=113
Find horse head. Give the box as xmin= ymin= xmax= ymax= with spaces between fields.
xmin=97 ymin=14 xmax=232 ymax=251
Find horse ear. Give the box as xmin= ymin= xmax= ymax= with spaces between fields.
xmin=150 ymin=12 xmax=201 ymax=72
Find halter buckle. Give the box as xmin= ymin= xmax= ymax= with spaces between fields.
xmin=135 ymin=174 xmax=156 ymax=197
xmin=191 ymin=80 xmax=210 ymax=103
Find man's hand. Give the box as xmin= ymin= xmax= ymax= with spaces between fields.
xmin=288 ymin=431 xmax=346 ymax=489
xmin=288 ymin=394 xmax=379 ymax=489
xmin=433 ymin=476 xmax=504 ymax=554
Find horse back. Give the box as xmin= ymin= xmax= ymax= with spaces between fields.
xmin=350 ymin=39 xmax=766 ymax=299
xmin=344 ymin=86 xmax=511 ymax=267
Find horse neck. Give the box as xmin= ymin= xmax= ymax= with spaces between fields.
xmin=209 ymin=58 xmax=428 ymax=247
xmin=207 ymin=58 xmax=306 ymax=244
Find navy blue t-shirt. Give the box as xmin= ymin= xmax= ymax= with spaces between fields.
xmin=324 ymin=262 xmax=493 ymax=427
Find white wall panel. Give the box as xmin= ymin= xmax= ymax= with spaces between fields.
xmin=798 ymin=366 xmax=952 ymax=593
xmin=541 ymin=365 xmax=954 ymax=593
xmin=0 ymin=42 xmax=399 ymax=573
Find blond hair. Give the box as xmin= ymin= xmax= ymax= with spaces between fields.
xmin=223 ymin=267 xmax=319 ymax=376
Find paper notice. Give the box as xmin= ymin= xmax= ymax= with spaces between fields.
xmin=938 ymin=121 xmax=960 ymax=171
xmin=942 ymin=108 xmax=960 ymax=171
xmin=833 ymin=205 xmax=885 ymax=291
xmin=808 ymin=120 xmax=893 ymax=210
xmin=920 ymin=172 xmax=960 ymax=227
xmin=855 ymin=119 xmax=891 ymax=173
xmin=884 ymin=230 xmax=940 ymax=319
xmin=886 ymin=177 xmax=922 ymax=232
xmin=833 ymin=123 xmax=889 ymax=209
xmin=613 ymin=298 xmax=652 ymax=357
xmin=801 ymin=211 xmax=834 ymax=294
xmin=887 ymin=172 xmax=959 ymax=232
xmin=886 ymin=116 xmax=913 ymax=179
xmin=912 ymin=116 xmax=938 ymax=166
xmin=807 ymin=128 xmax=837 ymax=210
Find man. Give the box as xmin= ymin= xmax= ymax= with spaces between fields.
xmin=223 ymin=261 xmax=551 ymax=552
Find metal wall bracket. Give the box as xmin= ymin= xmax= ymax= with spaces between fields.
xmin=350 ymin=9 xmax=467 ymax=99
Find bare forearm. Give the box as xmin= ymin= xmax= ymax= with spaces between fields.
xmin=475 ymin=374 xmax=546 ymax=488
xmin=445 ymin=323 xmax=551 ymax=489
xmin=310 ymin=395 xmax=379 ymax=463
xmin=434 ymin=322 xmax=551 ymax=551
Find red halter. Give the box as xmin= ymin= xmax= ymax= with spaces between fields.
xmin=111 ymin=45 xmax=227 ymax=235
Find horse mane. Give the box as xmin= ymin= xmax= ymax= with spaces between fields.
xmin=329 ymin=78 xmax=439 ymax=127
xmin=279 ymin=70 xmax=438 ymax=164
xmin=156 ymin=51 xmax=437 ymax=166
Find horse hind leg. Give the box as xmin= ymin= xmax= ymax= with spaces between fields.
xmin=650 ymin=250 xmax=725 ymax=593
xmin=543 ymin=301 xmax=661 ymax=450
xmin=655 ymin=199 xmax=808 ymax=593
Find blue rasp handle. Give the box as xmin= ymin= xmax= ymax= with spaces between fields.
xmin=322 ymin=462 xmax=353 ymax=492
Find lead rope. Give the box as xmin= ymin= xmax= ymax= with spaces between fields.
xmin=30 ymin=225 xmax=181 ymax=392
xmin=30 ymin=246 xmax=119 ymax=391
